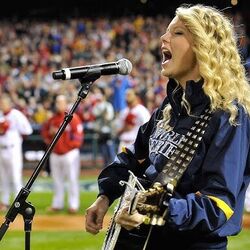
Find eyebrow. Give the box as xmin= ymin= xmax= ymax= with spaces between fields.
xmin=167 ymin=24 xmax=185 ymax=32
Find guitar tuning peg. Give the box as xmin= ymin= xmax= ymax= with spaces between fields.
xmin=166 ymin=182 xmax=174 ymax=193
xmin=156 ymin=217 xmax=166 ymax=226
xmin=153 ymin=182 xmax=162 ymax=187
xmin=151 ymin=215 xmax=158 ymax=225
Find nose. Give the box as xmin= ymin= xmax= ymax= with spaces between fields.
xmin=161 ymin=32 xmax=170 ymax=43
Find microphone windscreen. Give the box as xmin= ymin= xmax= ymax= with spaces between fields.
xmin=118 ymin=58 xmax=133 ymax=75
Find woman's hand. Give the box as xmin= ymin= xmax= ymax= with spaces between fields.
xmin=85 ymin=195 xmax=110 ymax=235
xmin=115 ymin=206 xmax=145 ymax=231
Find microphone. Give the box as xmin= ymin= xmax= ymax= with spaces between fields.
xmin=52 ymin=58 xmax=132 ymax=80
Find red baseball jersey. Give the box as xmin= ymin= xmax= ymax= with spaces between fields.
xmin=41 ymin=112 xmax=84 ymax=154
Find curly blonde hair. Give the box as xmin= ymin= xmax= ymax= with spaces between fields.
xmin=160 ymin=4 xmax=250 ymax=128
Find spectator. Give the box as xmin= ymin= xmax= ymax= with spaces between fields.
xmin=41 ymin=95 xmax=84 ymax=214
xmin=110 ymin=75 xmax=134 ymax=113
xmin=0 ymin=94 xmax=33 ymax=212
xmin=32 ymin=102 xmax=53 ymax=126
xmin=115 ymin=88 xmax=150 ymax=152
xmin=92 ymin=87 xmax=116 ymax=168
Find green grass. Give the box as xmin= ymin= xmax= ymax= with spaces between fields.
xmin=228 ymin=230 xmax=250 ymax=250
xmin=1 ymin=228 xmax=250 ymax=250
xmin=1 ymin=231 xmax=106 ymax=250
xmin=27 ymin=191 xmax=98 ymax=214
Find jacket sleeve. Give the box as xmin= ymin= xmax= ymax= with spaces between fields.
xmin=167 ymin=107 xmax=250 ymax=233
xmin=97 ymin=108 xmax=160 ymax=204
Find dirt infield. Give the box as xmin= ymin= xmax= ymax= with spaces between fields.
xmin=0 ymin=214 xmax=111 ymax=231
xmin=1 ymin=214 xmax=250 ymax=231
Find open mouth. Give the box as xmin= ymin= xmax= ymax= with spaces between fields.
xmin=162 ymin=50 xmax=172 ymax=63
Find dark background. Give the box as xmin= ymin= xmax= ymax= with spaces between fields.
xmin=2 ymin=0 xmax=248 ymax=35
xmin=1 ymin=0 xmax=249 ymax=19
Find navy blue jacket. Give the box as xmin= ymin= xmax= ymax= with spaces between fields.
xmin=98 ymin=78 xmax=250 ymax=249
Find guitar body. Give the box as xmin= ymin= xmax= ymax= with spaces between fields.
xmin=102 ymin=171 xmax=150 ymax=250
xmin=101 ymin=171 xmax=170 ymax=250
xmin=114 ymin=226 xmax=149 ymax=250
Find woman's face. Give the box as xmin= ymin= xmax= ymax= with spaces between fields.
xmin=160 ymin=16 xmax=200 ymax=87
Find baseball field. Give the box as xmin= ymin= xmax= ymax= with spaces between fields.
xmin=0 ymin=173 xmax=249 ymax=250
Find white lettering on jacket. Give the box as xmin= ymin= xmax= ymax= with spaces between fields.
xmin=149 ymin=128 xmax=185 ymax=159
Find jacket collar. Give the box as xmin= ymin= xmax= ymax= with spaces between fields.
xmin=166 ymin=78 xmax=210 ymax=117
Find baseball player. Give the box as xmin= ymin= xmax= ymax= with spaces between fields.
xmin=0 ymin=94 xmax=33 ymax=212
xmin=116 ymin=88 xmax=151 ymax=152
xmin=41 ymin=95 xmax=84 ymax=214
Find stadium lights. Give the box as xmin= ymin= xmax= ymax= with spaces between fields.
xmin=231 ymin=0 xmax=238 ymax=5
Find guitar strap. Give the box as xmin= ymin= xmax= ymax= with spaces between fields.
xmin=154 ymin=108 xmax=212 ymax=187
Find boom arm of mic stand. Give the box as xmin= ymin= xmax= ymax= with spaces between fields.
xmin=0 ymin=71 xmax=101 ymax=243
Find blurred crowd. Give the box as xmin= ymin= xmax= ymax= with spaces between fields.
xmin=0 ymin=12 xmax=249 ymax=139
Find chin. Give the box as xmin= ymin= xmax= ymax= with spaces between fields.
xmin=161 ymin=68 xmax=171 ymax=78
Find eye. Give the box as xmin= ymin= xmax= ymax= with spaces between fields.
xmin=174 ymin=31 xmax=183 ymax=35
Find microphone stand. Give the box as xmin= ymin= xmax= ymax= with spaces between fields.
xmin=0 ymin=71 xmax=101 ymax=250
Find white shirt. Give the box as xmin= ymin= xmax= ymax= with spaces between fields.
xmin=117 ymin=103 xmax=150 ymax=143
xmin=0 ymin=109 xmax=33 ymax=147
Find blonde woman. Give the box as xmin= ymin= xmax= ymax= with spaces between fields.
xmin=85 ymin=4 xmax=250 ymax=250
